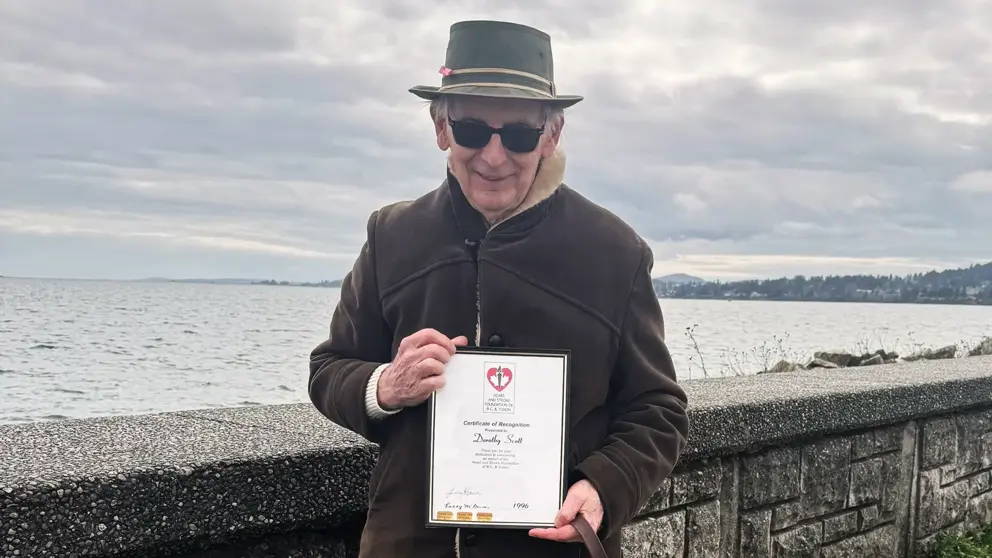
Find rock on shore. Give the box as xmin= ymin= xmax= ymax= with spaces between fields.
xmin=969 ymin=337 xmax=992 ymax=357
xmin=760 ymin=336 xmax=992 ymax=374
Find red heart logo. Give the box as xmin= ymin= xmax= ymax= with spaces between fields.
xmin=487 ymin=366 xmax=513 ymax=392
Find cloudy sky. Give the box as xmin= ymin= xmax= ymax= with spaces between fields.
xmin=1 ymin=1 xmax=990 ymax=282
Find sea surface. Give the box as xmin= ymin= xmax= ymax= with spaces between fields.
xmin=3 ymin=276 xmax=992 ymax=424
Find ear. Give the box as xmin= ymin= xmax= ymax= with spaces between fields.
xmin=539 ymin=116 xmax=564 ymax=158
xmin=434 ymin=117 xmax=450 ymax=151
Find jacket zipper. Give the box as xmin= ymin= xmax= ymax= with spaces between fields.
xmin=474 ymin=213 xmax=520 ymax=345
xmin=466 ymin=238 xmax=483 ymax=346
xmin=457 ymin=236 xmax=482 ymax=558
xmin=456 ymin=223 xmax=501 ymax=555
xmin=468 ymin=216 xmax=508 ymax=347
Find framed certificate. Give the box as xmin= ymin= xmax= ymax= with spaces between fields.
xmin=425 ymin=346 xmax=571 ymax=529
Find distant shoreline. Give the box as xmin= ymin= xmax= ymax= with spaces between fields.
xmin=656 ymin=261 xmax=992 ymax=307
xmin=657 ymin=295 xmax=992 ymax=307
xmin=0 ymin=276 xmax=342 ymax=288
xmin=4 ymin=270 xmax=991 ymax=307
xmin=134 ymin=278 xmax=345 ymax=288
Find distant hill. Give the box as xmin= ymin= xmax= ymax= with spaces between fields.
xmin=654 ymin=273 xmax=705 ymax=285
xmin=133 ymin=277 xmax=259 ymax=284
xmin=145 ymin=275 xmax=704 ymax=292
xmin=656 ymin=261 xmax=992 ymax=305
xmin=128 ymin=261 xmax=992 ymax=306
xmin=254 ymin=279 xmax=342 ymax=288
xmin=132 ymin=277 xmax=342 ymax=288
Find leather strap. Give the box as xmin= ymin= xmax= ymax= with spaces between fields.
xmin=571 ymin=514 xmax=607 ymax=558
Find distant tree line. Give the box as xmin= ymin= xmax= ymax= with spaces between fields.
xmin=654 ymin=262 xmax=992 ymax=305
xmin=253 ymin=279 xmax=342 ymax=288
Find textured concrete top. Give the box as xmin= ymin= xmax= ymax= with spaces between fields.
xmin=681 ymin=354 xmax=992 ymax=460
xmin=0 ymin=405 xmax=378 ymax=557
xmin=2 ymin=356 xmax=992 ymax=556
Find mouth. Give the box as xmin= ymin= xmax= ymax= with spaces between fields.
xmin=475 ymin=171 xmax=512 ymax=182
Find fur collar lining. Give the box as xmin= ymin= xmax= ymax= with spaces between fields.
xmin=502 ymin=144 xmax=566 ymax=225
xmin=448 ymin=145 xmax=567 ymax=229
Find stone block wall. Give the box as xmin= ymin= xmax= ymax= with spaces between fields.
xmin=619 ymin=406 xmax=992 ymax=557
xmin=916 ymin=410 xmax=992 ymax=548
xmin=3 ymin=357 xmax=992 ymax=557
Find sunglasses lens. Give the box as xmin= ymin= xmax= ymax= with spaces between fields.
xmin=449 ymin=120 xmax=543 ymax=153
xmin=450 ymin=121 xmax=493 ymax=149
xmin=501 ymin=128 xmax=542 ymax=153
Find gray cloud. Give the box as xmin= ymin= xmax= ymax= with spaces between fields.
xmin=1 ymin=0 xmax=990 ymax=281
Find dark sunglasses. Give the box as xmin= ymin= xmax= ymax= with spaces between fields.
xmin=447 ymin=118 xmax=545 ymax=154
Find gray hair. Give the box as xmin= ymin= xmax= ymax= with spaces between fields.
xmin=429 ymin=96 xmax=565 ymax=134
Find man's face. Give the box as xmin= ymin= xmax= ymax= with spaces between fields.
xmin=435 ymin=96 xmax=562 ymax=224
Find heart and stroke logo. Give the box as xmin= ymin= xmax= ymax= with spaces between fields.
xmin=482 ymin=361 xmax=516 ymax=414
xmin=486 ymin=365 xmax=513 ymax=392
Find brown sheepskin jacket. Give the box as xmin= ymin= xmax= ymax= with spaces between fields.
xmin=309 ymin=147 xmax=690 ymax=558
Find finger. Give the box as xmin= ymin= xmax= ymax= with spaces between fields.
xmin=451 ymin=335 xmax=469 ymax=346
xmin=420 ymin=373 xmax=446 ymax=392
xmin=555 ymin=492 xmax=584 ymax=528
xmin=416 ymin=357 xmax=445 ymax=378
xmin=399 ymin=328 xmax=437 ymax=351
xmin=528 ymin=525 xmax=578 ymax=542
xmin=414 ymin=343 xmax=454 ymax=366
xmin=405 ymin=328 xmax=457 ymax=352
xmin=587 ymin=512 xmax=603 ymax=533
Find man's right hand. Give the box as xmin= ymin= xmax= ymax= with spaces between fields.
xmin=377 ymin=328 xmax=469 ymax=410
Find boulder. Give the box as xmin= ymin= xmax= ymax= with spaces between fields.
xmin=968 ymin=337 xmax=992 ymax=357
xmin=763 ymin=360 xmax=801 ymax=374
xmin=869 ymin=348 xmax=899 ymax=361
xmin=931 ymin=345 xmax=957 ymax=359
xmin=905 ymin=344 xmax=958 ymax=361
xmin=861 ymin=354 xmax=885 ymax=366
xmin=813 ymin=351 xmax=855 ymax=367
xmin=807 ymin=358 xmax=839 ymax=369
xmin=849 ymin=349 xmax=898 ymax=366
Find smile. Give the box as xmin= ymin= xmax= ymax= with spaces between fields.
xmin=476 ymin=172 xmax=511 ymax=181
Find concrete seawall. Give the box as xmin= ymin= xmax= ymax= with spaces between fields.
xmin=4 ymin=356 xmax=992 ymax=557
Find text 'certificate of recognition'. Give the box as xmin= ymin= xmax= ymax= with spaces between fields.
xmin=426 ymin=347 xmax=570 ymax=529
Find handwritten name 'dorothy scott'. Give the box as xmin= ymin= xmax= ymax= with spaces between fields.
xmin=464 ymin=420 xmax=530 ymax=445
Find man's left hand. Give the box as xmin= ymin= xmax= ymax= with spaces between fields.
xmin=528 ymin=479 xmax=603 ymax=543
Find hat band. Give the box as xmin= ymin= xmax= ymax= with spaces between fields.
xmin=438 ymin=82 xmax=554 ymax=98
xmin=440 ymin=67 xmax=557 ymax=97
xmin=445 ymin=67 xmax=552 ymax=86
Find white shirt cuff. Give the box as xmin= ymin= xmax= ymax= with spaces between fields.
xmin=365 ymin=362 xmax=401 ymax=419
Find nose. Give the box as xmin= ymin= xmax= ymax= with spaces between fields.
xmin=479 ymin=133 xmax=508 ymax=166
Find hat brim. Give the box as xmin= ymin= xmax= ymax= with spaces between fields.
xmin=409 ymin=84 xmax=583 ymax=108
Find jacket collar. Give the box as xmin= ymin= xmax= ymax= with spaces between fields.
xmin=446 ymin=146 xmax=567 ymax=242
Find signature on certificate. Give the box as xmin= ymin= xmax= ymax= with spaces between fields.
xmin=446 ymin=486 xmax=482 ymax=497
xmin=443 ymin=485 xmax=488 ymax=510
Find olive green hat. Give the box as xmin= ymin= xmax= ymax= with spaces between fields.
xmin=409 ymin=20 xmax=583 ymax=108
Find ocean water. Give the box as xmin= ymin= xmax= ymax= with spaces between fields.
xmin=3 ymin=276 xmax=992 ymax=424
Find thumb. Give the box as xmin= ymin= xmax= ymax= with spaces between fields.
xmin=451 ymin=335 xmax=469 ymax=346
xmin=555 ymin=492 xmax=583 ymax=528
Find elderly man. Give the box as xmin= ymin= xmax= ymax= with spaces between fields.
xmin=309 ymin=20 xmax=689 ymax=558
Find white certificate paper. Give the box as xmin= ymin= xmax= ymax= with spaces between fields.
xmin=426 ymin=347 xmax=570 ymax=529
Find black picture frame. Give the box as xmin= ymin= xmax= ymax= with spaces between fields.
xmin=424 ymin=345 xmax=572 ymax=530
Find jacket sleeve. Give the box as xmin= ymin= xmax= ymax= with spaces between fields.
xmin=573 ymin=243 xmax=690 ymax=539
xmin=308 ymin=210 xmax=395 ymax=444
